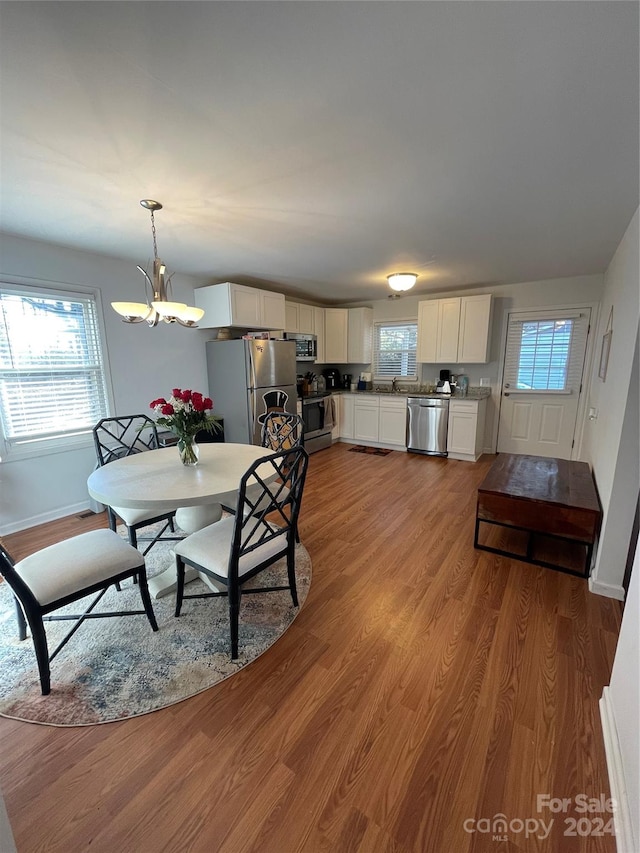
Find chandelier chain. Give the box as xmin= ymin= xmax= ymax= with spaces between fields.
xmin=150 ymin=211 xmax=159 ymax=260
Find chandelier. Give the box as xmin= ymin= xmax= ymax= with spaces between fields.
xmin=111 ymin=200 xmax=204 ymax=328
xmin=387 ymin=272 xmax=418 ymax=292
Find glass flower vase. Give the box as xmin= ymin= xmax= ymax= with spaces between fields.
xmin=177 ymin=436 xmax=199 ymax=466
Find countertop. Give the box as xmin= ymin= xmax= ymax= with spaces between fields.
xmin=327 ymin=387 xmax=491 ymax=401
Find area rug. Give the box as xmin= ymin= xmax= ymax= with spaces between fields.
xmin=348 ymin=445 xmax=393 ymax=456
xmin=0 ymin=529 xmax=311 ymax=726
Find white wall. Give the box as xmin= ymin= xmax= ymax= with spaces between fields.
xmin=601 ymin=538 xmax=640 ymax=852
xmin=583 ymin=209 xmax=640 ymax=597
xmin=0 ymin=232 xmax=214 ymax=534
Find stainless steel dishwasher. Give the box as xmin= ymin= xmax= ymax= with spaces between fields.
xmin=406 ymin=396 xmax=449 ymax=456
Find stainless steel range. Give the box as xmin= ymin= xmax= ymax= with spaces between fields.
xmin=300 ymin=392 xmax=335 ymax=453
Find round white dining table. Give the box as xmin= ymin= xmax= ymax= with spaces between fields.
xmin=87 ymin=442 xmax=274 ymax=598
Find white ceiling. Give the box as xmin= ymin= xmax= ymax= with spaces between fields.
xmin=0 ymin=1 xmax=638 ymax=304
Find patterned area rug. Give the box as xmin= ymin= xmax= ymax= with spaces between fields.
xmin=0 ymin=528 xmax=311 ymax=726
xmin=348 ymin=445 xmax=393 ymax=456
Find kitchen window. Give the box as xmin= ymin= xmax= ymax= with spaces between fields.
xmin=373 ymin=320 xmax=418 ymax=380
xmin=0 ymin=285 xmax=110 ymax=457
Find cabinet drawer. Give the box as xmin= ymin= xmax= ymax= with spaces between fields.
xmin=449 ymin=401 xmax=478 ymax=413
xmin=379 ymin=397 xmax=407 ymax=410
xmin=354 ymin=395 xmax=379 ymax=407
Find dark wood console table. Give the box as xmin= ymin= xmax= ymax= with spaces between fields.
xmin=474 ymin=454 xmax=601 ymax=577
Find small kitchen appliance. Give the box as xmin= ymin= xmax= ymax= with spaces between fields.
xmin=436 ymin=369 xmax=451 ymax=394
xmin=322 ymin=368 xmax=341 ymax=390
xmin=342 ymin=373 xmax=352 ymax=389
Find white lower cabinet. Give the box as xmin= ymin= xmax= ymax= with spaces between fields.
xmin=331 ymin=394 xmax=340 ymax=442
xmin=337 ymin=394 xmax=407 ymax=449
xmin=447 ymin=399 xmax=487 ymax=461
xmin=378 ymin=398 xmax=408 ymax=446
xmin=354 ymin=397 xmax=379 ymax=442
xmin=339 ymin=393 xmax=355 ymax=439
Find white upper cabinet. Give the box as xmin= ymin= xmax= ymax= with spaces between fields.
xmin=437 ymin=298 xmax=462 ymax=362
xmin=417 ymin=294 xmax=492 ymax=363
xmin=195 ymin=282 xmax=285 ymax=329
xmin=458 ymin=293 xmax=492 ymax=362
xmin=417 ymin=300 xmax=439 ymax=363
xmin=313 ymin=307 xmax=326 ymax=363
xmin=348 ymin=307 xmax=373 ymax=363
xmin=324 ymin=308 xmax=348 ymax=363
xmin=285 ymin=301 xmax=315 ymax=333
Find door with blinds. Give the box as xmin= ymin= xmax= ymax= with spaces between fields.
xmin=497 ymin=308 xmax=591 ymax=458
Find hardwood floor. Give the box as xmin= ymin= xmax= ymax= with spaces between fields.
xmin=0 ymin=445 xmax=622 ymax=852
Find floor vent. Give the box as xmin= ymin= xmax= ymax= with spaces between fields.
xmin=77 ymin=511 xmax=96 ymax=519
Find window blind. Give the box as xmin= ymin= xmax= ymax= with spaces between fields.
xmin=503 ymin=311 xmax=590 ymax=393
xmin=373 ymin=321 xmax=417 ymax=379
xmin=0 ymin=287 xmax=109 ymax=448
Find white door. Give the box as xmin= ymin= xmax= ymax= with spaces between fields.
xmin=497 ymin=308 xmax=591 ymax=458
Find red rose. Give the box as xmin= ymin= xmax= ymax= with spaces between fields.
xmin=172 ymin=388 xmax=182 ymax=398
xmin=181 ymin=389 xmax=192 ymax=403
xmin=203 ymin=397 xmax=213 ymax=410
xmin=161 ymin=403 xmax=175 ymax=415
xmin=150 ymin=398 xmax=166 ymax=408
xmin=192 ymin=396 xmax=205 ymax=412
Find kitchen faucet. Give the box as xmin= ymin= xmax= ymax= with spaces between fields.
xmin=392 ymin=376 xmax=399 ymax=392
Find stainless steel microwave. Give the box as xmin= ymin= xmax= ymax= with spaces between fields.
xmin=286 ymin=332 xmax=317 ymax=362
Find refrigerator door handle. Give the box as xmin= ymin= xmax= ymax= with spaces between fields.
xmin=249 ymin=388 xmax=257 ymax=439
xmin=248 ymin=343 xmax=257 ymax=392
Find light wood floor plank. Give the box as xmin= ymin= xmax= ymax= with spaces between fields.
xmin=0 ymin=445 xmax=622 ymax=852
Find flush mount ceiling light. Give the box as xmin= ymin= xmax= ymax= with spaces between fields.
xmin=111 ymin=200 xmax=204 ymax=328
xmin=387 ymin=272 xmax=418 ymax=293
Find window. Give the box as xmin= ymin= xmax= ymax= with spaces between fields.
xmin=516 ymin=319 xmax=573 ymax=390
xmin=0 ymin=285 xmax=109 ymax=454
xmin=373 ymin=321 xmax=418 ymax=380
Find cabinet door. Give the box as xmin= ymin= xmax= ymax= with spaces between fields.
xmin=261 ymin=292 xmax=286 ymax=329
xmin=348 ymin=307 xmax=373 ymax=363
xmin=378 ymin=403 xmax=407 ymax=446
xmin=436 ymin=298 xmax=461 ymax=362
xmin=458 ymin=294 xmax=492 ymax=363
xmin=285 ymin=302 xmax=299 ymax=332
xmin=325 ymin=308 xmax=348 ymax=363
xmin=417 ymin=300 xmax=438 ymax=363
xmin=447 ymin=409 xmax=477 ymax=455
xmin=298 ymin=304 xmax=314 ymax=334
xmin=354 ymin=402 xmax=379 ymax=442
xmin=331 ymin=394 xmax=340 ymax=441
xmin=314 ymin=307 xmax=326 ymax=363
xmin=230 ymin=284 xmax=261 ymax=327
xmin=340 ymin=394 xmax=355 ymax=438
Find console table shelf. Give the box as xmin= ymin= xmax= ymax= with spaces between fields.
xmin=474 ymin=454 xmax=601 ymax=578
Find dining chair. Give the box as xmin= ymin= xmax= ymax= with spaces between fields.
xmin=219 ymin=411 xmax=305 ymax=517
xmin=174 ymin=445 xmax=309 ymax=659
xmin=0 ymin=530 xmax=158 ymax=695
xmin=93 ymin=415 xmax=182 ymax=555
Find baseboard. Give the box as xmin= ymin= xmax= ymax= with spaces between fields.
xmin=599 ymin=688 xmax=636 ymax=853
xmin=0 ymin=501 xmax=94 ymax=536
xmin=589 ymin=577 xmax=626 ymax=601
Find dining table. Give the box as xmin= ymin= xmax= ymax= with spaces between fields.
xmin=87 ymin=442 xmax=274 ymax=598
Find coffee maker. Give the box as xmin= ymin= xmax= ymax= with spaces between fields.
xmin=322 ymin=368 xmax=341 ymax=390
xmin=342 ymin=373 xmax=352 ymax=389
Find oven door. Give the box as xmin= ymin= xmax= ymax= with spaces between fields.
xmin=302 ymin=395 xmax=328 ymax=439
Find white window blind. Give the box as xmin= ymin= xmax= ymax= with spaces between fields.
xmin=0 ymin=287 xmax=109 ymax=449
xmin=373 ymin=321 xmax=417 ymax=379
xmin=503 ymin=311 xmax=590 ymax=393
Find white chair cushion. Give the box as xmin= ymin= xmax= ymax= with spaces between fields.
xmin=175 ymin=504 xmax=223 ymax=534
xmin=15 ymin=529 xmax=144 ymax=606
xmin=175 ymin=517 xmax=288 ymax=580
xmin=112 ymin=504 xmax=176 ymax=526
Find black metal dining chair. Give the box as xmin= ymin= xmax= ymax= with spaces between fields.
xmin=93 ymin=415 xmax=182 ymax=555
xmin=0 ymin=530 xmax=158 ymax=695
xmin=174 ymin=445 xmax=309 ymax=659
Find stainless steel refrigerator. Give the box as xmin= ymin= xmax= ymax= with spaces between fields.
xmin=205 ymin=339 xmax=297 ymax=445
